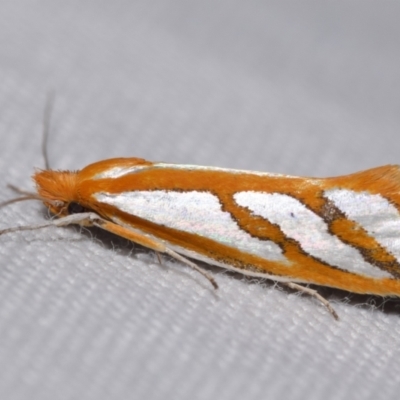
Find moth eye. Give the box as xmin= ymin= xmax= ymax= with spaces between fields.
xmin=68 ymin=202 xmax=86 ymax=214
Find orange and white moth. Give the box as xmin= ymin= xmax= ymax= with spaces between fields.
xmin=3 ymin=154 xmax=400 ymax=319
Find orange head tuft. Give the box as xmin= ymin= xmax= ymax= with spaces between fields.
xmin=33 ymin=169 xmax=79 ymax=216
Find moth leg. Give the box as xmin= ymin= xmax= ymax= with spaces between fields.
xmin=0 ymin=212 xmax=218 ymax=289
xmin=0 ymin=212 xmax=97 ymax=235
xmin=92 ymin=217 xmax=218 ymax=289
xmin=155 ymin=252 xmax=163 ymax=265
xmin=283 ymin=282 xmax=339 ymax=320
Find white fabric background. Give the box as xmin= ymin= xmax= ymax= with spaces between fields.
xmin=1 ymin=1 xmax=400 ymax=399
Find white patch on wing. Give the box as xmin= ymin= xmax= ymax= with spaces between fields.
xmin=112 ymin=215 xmax=295 ymax=282
xmin=234 ymin=191 xmax=393 ymax=278
xmin=94 ymin=162 xmax=304 ymax=179
xmin=154 ymin=163 xmax=300 ymax=178
xmin=95 ymin=191 xmax=285 ymax=262
xmin=325 ymin=189 xmax=400 ymax=262
xmin=93 ymin=165 xmax=149 ymax=179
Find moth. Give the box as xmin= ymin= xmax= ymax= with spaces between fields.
xmin=3 ymin=154 xmax=400 ymax=319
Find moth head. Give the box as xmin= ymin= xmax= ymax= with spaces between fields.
xmin=33 ymin=169 xmax=80 ymax=217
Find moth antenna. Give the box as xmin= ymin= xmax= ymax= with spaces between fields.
xmin=0 ymin=184 xmax=43 ymax=209
xmin=7 ymin=183 xmax=37 ymax=197
xmin=1 ymin=92 xmax=56 ymax=210
xmin=42 ymin=91 xmax=55 ymax=170
xmin=0 ymin=195 xmax=43 ymax=209
xmin=1 ymin=184 xmax=63 ymax=210
xmin=1 ymin=91 xmax=55 ymax=211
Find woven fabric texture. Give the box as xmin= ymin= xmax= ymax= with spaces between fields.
xmin=1 ymin=1 xmax=400 ymax=399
